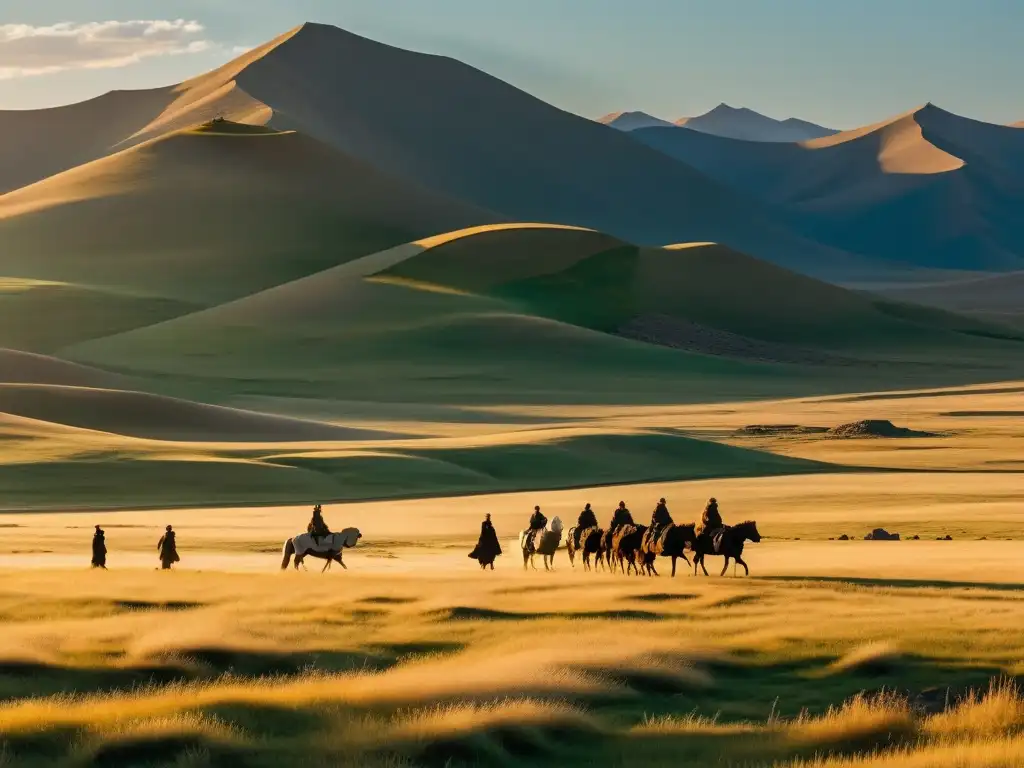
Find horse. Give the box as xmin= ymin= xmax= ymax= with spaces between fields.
xmin=520 ymin=517 xmax=563 ymax=571
xmin=640 ymin=523 xmax=697 ymax=577
xmin=693 ymin=521 xmax=761 ymax=576
xmin=281 ymin=528 xmax=361 ymax=572
xmin=612 ymin=524 xmax=647 ymax=576
xmin=567 ymin=526 xmax=605 ymax=572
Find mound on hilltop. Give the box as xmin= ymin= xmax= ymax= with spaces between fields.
xmin=0 ymin=121 xmax=496 ymax=305
xmin=828 ymin=420 xmax=937 ymax=439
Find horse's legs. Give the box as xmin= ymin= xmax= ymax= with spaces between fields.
xmin=523 ymin=548 xmax=529 ymax=570
xmin=295 ymin=554 xmax=305 ymax=571
xmin=720 ymin=556 xmax=730 ymax=577
xmin=648 ymin=558 xmax=659 ymax=577
xmin=337 ymin=554 xmax=347 ymax=570
xmin=322 ymin=559 xmax=331 ymax=573
xmin=735 ymin=555 xmax=749 ymax=576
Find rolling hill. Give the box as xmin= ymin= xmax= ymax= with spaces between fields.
xmin=675 ymin=104 xmax=838 ymax=142
xmin=0 ymin=119 xmax=497 ymax=350
xmin=633 ymin=104 xmax=1024 ymax=271
xmin=67 ymin=224 xmax=1024 ymax=406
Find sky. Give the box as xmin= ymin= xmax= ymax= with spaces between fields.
xmin=1 ymin=0 xmax=1022 ymax=128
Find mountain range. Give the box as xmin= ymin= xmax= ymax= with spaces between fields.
xmin=600 ymin=104 xmax=838 ymax=142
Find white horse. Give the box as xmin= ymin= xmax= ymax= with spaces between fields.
xmin=281 ymin=528 xmax=361 ymax=572
xmin=520 ymin=517 xmax=563 ymax=571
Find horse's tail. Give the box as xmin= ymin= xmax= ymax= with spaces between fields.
xmin=281 ymin=538 xmax=295 ymax=570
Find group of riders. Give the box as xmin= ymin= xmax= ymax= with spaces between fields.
xmin=469 ymin=495 xmax=726 ymax=566
xmin=532 ymin=496 xmax=722 ymax=549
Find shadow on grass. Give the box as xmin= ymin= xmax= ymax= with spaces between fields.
xmin=427 ymin=607 xmax=667 ymax=622
xmin=761 ymin=575 xmax=1024 ymax=592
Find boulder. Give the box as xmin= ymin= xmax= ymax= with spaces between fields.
xmin=865 ymin=528 xmax=900 ymax=541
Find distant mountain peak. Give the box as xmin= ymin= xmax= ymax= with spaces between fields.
xmin=675 ymin=105 xmax=837 ymax=142
xmin=598 ymin=111 xmax=677 ymax=131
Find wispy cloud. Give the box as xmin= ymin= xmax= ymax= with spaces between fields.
xmin=0 ymin=20 xmax=212 ymax=80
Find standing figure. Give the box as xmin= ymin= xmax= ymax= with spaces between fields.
xmin=157 ymin=525 xmax=179 ymax=570
xmin=307 ymin=504 xmax=330 ymax=544
xmin=575 ymin=503 xmax=598 ymax=548
xmin=469 ymin=513 xmax=502 ymax=569
xmin=91 ymin=525 xmax=107 ymax=569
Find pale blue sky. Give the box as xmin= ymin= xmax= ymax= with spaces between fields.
xmin=1 ymin=0 xmax=1022 ymax=127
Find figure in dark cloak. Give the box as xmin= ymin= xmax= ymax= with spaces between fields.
xmin=91 ymin=525 xmax=107 ymax=569
xmin=157 ymin=525 xmax=179 ymax=570
xmin=469 ymin=513 xmax=502 ymax=569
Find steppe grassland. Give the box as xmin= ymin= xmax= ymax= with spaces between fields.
xmin=0 ymin=383 xmax=1021 ymax=764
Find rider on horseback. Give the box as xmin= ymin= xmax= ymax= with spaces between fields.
xmin=609 ymin=501 xmax=633 ymax=532
xmin=697 ymin=497 xmax=724 ymax=548
xmin=649 ymin=497 xmax=673 ymax=545
xmin=526 ymin=505 xmax=547 ymax=553
xmin=575 ymin=503 xmax=598 ymax=548
xmin=307 ymin=504 xmax=330 ymax=544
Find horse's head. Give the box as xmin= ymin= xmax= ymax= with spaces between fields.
xmin=339 ymin=527 xmax=362 ymax=548
xmin=738 ymin=521 xmax=761 ymax=543
xmin=549 ymin=516 xmax=563 ymax=534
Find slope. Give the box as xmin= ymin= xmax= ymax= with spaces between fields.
xmin=210 ymin=22 xmax=872 ymax=276
xmin=0 ymin=27 xmax=304 ymax=194
xmin=0 ymin=87 xmax=176 ymax=194
xmin=633 ymin=104 xmax=1024 ymax=270
xmin=0 ymin=119 xmax=497 ymax=309
xmin=676 ymin=104 xmax=837 ymax=142
xmin=873 ymin=271 xmax=1024 ymax=328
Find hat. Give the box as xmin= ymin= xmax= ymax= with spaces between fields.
xmin=534 ymin=505 xmax=540 ymax=511
xmin=95 ymin=524 xmax=102 ymax=531
xmin=585 ymin=503 xmax=591 ymax=509
xmin=659 ymin=498 xmax=666 ymax=503
xmin=166 ymin=525 xmax=173 ymax=531
xmin=709 ymin=497 xmax=717 ymax=503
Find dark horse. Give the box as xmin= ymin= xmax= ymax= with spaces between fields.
xmin=693 ymin=521 xmax=762 ymax=576
xmin=567 ymin=526 xmax=605 ymax=571
xmin=640 ymin=523 xmax=697 ymax=577
xmin=613 ymin=524 xmax=647 ymax=576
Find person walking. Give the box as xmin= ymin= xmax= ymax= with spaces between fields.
xmin=91 ymin=525 xmax=107 ymax=569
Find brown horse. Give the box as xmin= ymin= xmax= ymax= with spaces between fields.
xmin=567 ymin=526 xmax=605 ymax=571
xmin=693 ymin=521 xmax=762 ymax=576
xmin=640 ymin=523 xmax=697 ymax=577
xmin=612 ymin=524 xmax=647 ymax=576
